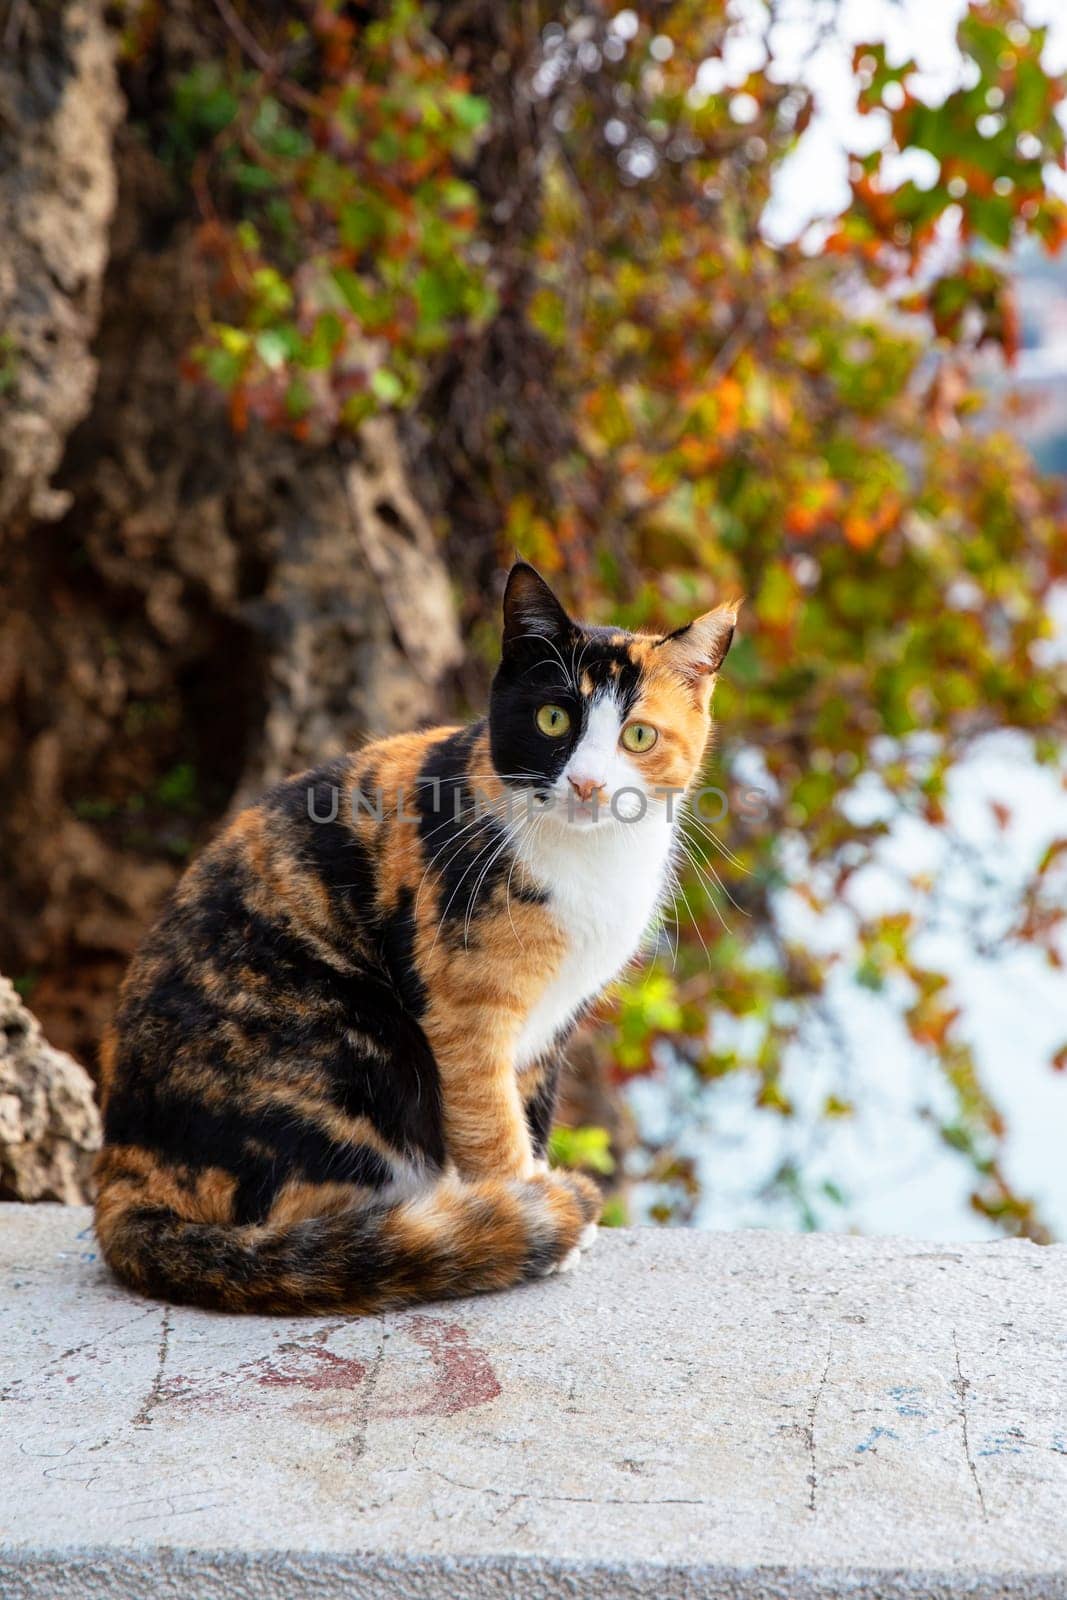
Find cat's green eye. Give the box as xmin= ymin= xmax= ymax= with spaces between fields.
xmin=536 ymin=704 xmax=571 ymax=738
xmin=621 ymin=721 xmax=658 ymax=753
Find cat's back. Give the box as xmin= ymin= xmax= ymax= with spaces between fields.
xmin=105 ymin=724 xmax=470 ymax=1073
xmin=96 ymin=732 xmax=465 ymax=1231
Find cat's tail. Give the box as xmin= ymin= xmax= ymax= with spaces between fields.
xmin=94 ymin=1169 xmax=600 ymax=1315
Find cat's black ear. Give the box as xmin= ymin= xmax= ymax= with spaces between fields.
xmin=502 ymin=562 xmax=572 ymax=650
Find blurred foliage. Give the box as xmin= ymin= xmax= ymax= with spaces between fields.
xmin=0 ymin=333 xmax=20 ymax=398
xmin=166 ymin=1 xmax=495 ymax=433
xmin=124 ymin=0 xmax=1067 ymax=1237
xmin=548 ymin=1123 xmax=617 ymax=1175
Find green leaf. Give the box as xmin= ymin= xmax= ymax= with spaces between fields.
xmin=198 ymin=343 xmax=245 ymax=391
xmin=156 ymin=763 xmax=198 ymax=811
xmin=255 ymin=329 xmax=292 ymax=370
xmin=339 ymin=201 xmax=387 ymax=252
xmin=233 ymin=162 xmax=277 ymax=195
xmin=414 ymin=265 xmax=464 ymax=324
xmin=549 ymin=1124 xmax=616 ymax=1176
xmin=172 ymin=63 xmax=239 ymax=142
xmin=285 ymin=376 xmax=312 ymax=420
xmin=450 ymin=90 xmax=489 ymax=131
xmin=370 ymin=366 xmax=405 ymax=405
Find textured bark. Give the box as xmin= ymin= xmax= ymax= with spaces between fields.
xmin=0 ymin=11 xmax=461 ymax=1066
xmin=0 ymin=0 xmax=122 ymax=524
xmin=0 ymin=974 xmax=101 ymax=1202
xmin=426 ymin=4 xmax=572 ymax=648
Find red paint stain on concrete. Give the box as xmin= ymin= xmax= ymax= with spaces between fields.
xmin=151 ymin=1316 xmax=498 ymax=1422
xmin=247 ymin=1344 xmax=366 ymax=1393
xmin=158 ymin=1326 xmax=364 ymax=1412
xmin=156 ymin=1372 xmax=224 ymax=1410
xmin=391 ymin=1315 xmax=502 ymax=1418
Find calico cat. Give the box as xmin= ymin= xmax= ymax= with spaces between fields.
xmin=94 ymin=563 xmax=737 ymax=1313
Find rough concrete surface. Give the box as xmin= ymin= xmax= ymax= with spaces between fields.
xmin=1 ymin=1206 xmax=1065 ymax=1599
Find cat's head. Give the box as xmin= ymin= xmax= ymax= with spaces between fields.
xmin=489 ymin=562 xmax=738 ymax=827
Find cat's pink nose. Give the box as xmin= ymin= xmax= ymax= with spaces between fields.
xmin=568 ymin=775 xmax=603 ymax=803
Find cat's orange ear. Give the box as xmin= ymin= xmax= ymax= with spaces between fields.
xmin=502 ymin=562 xmax=572 ymax=648
xmin=656 ymin=599 xmax=741 ymax=682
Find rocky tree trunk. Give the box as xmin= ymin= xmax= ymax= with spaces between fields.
xmin=0 ymin=0 xmax=467 ymax=1066
xmin=0 ymin=0 xmax=121 ymax=527
xmin=0 ymin=973 xmax=101 ymax=1202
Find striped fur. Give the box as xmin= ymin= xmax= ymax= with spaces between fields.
xmin=95 ymin=564 xmax=736 ymax=1313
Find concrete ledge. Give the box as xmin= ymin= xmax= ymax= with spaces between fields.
xmin=1 ymin=1206 xmax=1065 ymax=1599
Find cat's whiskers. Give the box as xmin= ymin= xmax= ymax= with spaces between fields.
xmin=513 ymin=632 xmax=574 ymax=694
xmin=665 ymin=858 xmax=714 ymax=967
xmin=513 ymin=629 xmax=570 ymax=675
xmin=463 ymin=822 xmax=523 ymax=951
xmin=569 ymin=631 xmax=588 ymax=694
xmin=502 ymin=837 xmax=527 ymax=952
xmin=501 ymin=804 xmax=555 ymax=951
xmin=573 ymin=634 xmax=594 ymax=691
xmin=672 ymin=837 xmax=733 ymax=936
xmin=407 ymin=798 xmax=506 ymax=917
xmin=657 ymin=871 xmax=683 ymax=974
xmin=521 ymin=665 xmax=572 ymax=694
xmin=419 ymin=782 xmax=541 ymax=944
xmin=641 ymin=871 xmax=680 ymax=982
xmin=390 ymin=781 xmax=544 ymax=910
xmin=413 ymin=815 xmax=500 ymax=922
xmin=681 ymin=803 xmax=748 ymax=874
xmin=677 ymin=828 xmax=748 ymax=917
xmin=428 ymin=822 xmax=513 ymax=956
xmin=661 ymin=898 xmax=681 ymax=973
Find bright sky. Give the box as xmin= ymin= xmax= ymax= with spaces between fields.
xmin=715 ymin=0 xmax=1067 ymax=240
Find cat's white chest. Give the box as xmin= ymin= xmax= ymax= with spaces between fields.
xmin=514 ymin=816 xmax=673 ymax=1068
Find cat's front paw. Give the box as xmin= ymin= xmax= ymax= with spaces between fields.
xmin=536 ymin=1243 xmax=582 ymax=1278
xmin=522 ymin=1169 xmax=600 ymax=1282
xmin=549 ymin=1169 xmax=601 ymax=1227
